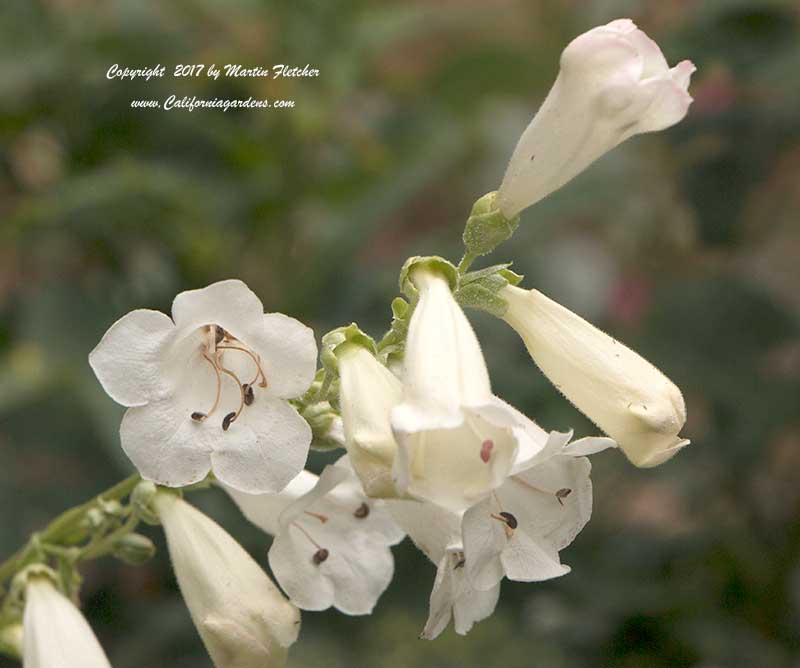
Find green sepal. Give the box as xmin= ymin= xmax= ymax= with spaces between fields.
xmin=462 ymin=191 xmax=520 ymax=256
xmin=455 ymin=263 xmax=523 ymax=317
xmin=302 ymin=400 xmax=344 ymax=452
xmin=0 ymin=623 xmax=22 ymax=660
xmin=398 ymin=256 xmax=459 ymax=301
xmin=320 ymin=323 xmax=377 ymax=376
xmin=111 ymin=533 xmax=156 ymax=565
xmin=130 ymin=481 xmax=160 ymax=526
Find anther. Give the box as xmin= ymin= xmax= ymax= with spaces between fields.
xmin=480 ymin=439 xmax=494 ymax=463
xmin=491 ymin=511 xmax=518 ymax=529
xmin=222 ymin=412 xmax=237 ymax=431
xmin=555 ymin=488 xmax=572 ymax=505
xmin=214 ymin=326 xmax=226 ymax=345
xmin=243 ymin=384 xmax=255 ymax=406
xmin=190 ymin=412 xmax=207 ymax=422
xmin=354 ymin=503 xmax=370 ymax=519
xmin=312 ymin=548 xmax=329 ymax=565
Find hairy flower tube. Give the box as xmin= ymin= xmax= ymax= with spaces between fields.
xmin=155 ymin=492 xmax=300 ymax=668
xmin=89 ymin=279 xmax=317 ymax=493
xmin=22 ymin=575 xmax=112 ymax=668
xmin=501 ymin=284 xmax=688 ymax=467
xmin=225 ymin=456 xmax=404 ymax=615
xmin=497 ymin=18 xmax=695 ymax=218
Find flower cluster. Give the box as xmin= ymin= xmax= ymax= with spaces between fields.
xmin=12 ymin=18 xmax=694 ymax=668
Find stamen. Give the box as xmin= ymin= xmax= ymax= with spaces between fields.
xmin=303 ymin=511 xmax=329 ymax=524
xmin=354 ymin=503 xmax=370 ymax=519
xmin=214 ymin=325 xmax=226 ymax=345
xmin=218 ymin=365 xmax=246 ymax=430
xmin=555 ymin=488 xmax=572 ymax=505
xmin=480 ymin=439 xmax=494 ymax=463
xmin=491 ymin=512 xmax=518 ymax=530
xmin=190 ymin=353 xmax=223 ymax=422
xmin=453 ymin=551 xmax=466 ymax=570
xmin=217 ymin=345 xmax=268 ymax=388
xmin=312 ymin=548 xmax=329 ymax=565
xmin=243 ymin=384 xmax=255 ymax=406
xmin=222 ymin=412 xmax=236 ymax=431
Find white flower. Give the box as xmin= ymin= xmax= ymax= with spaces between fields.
xmin=463 ymin=430 xmax=615 ymax=591
xmin=501 ymin=284 xmax=688 ymax=467
xmin=337 ymin=343 xmax=403 ymax=497
xmin=23 ymin=576 xmax=111 ymax=668
xmin=155 ymin=492 xmax=300 ymax=668
xmin=89 ymin=279 xmax=317 ymax=493
xmin=388 ymin=500 xmax=499 ymax=639
xmin=225 ymin=456 xmax=405 ymax=615
xmin=497 ymin=18 xmax=695 ymax=218
xmin=391 ymin=268 xmax=540 ymax=512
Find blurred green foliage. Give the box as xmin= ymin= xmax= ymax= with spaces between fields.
xmin=1 ymin=0 xmax=799 ymax=666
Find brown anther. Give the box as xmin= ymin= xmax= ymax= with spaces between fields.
xmin=214 ymin=325 xmax=226 ymax=345
xmin=190 ymin=412 xmax=207 ymax=422
xmin=454 ymin=557 xmax=465 ymax=570
xmin=312 ymin=548 xmax=329 ymax=565
xmin=555 ymin=488 xmax=572 ymax=506
xmin=243 ymin=383 xmax=255 ymax=405
xmin=498 ymin=511 xmax=518 ymax=529
xmin=354 ymin=503 xmax=370 ymax=519
xmin=222 ymin=412 xmax=237 ymax=431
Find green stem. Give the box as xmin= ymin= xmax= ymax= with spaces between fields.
xmin=0 ymin=473 xmax=141 ymax=587
xmin=457 ymin=251 xmax=477 ymax=274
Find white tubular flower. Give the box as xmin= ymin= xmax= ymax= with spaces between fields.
xmin=89 ymin=279 xmax=317 ymax=493
xmin=497 ymin=18 xmax=695 ymax=218
xmin=22 ymin=576 xmax=111 ymax=668
xmin=338 ymin=343 xmax=403 ymax=497
xmin=388 ymin=500 xmax=499 ymax=639
xmin=225 ymin=456 xmax=404 ymax=616
xmin=391 ymin=268 xmax=542 ymax=512
xmin=501 ymin=284 xmax=688 ymax=467
xmin=463 ymin=430 xmax=615 ymax=591
xmin=154 ymin=492 xmax=300 ymax=668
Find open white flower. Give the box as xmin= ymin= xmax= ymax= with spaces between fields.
xmin=497 ymin=18 xmax=695 ymax=218
xmin=23 ymin=575 xmax=111 ymax=668
xmin=463 ymin=430 xmax=615 ymax=591
xmin=391 ymin=267 xmax=542 ymax=512
xmin=225 ymin=456 xmax=404 ymax=615
xmin=388 ymin=500 xmax=499 ymax=639
xmin=90 ymin=279 xmax=317 ymax=493
xmin=338 ymin=342 xmax=403 ymax=497
xmin=502 ymin=284 xmax=688 ymax=467
xmin=155 ymin=491 xmax=300 ymax=668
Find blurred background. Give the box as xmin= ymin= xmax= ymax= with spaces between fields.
xmin=1 ymin=0 xmax=799 ymax=666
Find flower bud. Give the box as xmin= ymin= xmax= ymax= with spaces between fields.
xmin=462 ymin=191 xmax=520 ymax=256
xmin=23 ymin=575 xmax=111 ymax=668
xmin=130 ymin=480 xmax=160 ymax=525
xmin=154 ymin=492 xmax=300 ymax=668
xmin=501 ymin=285 xmax=688 ymax=467
xmin=497 ymin=19 xmax=695 ymax=218
xmin=0 ymin=623 xmax=22 ymax=659
xmin=111 ymin=533 xmax=156 ymax=565
xmin=338 ymin=343 xmax=402 ymax=497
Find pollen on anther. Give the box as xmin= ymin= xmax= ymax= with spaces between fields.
xmin=243 ymin=384 xmax=255 ymax=406
xmin=555 ymin=488 xmax=572 ymax=505
xmin=354 ymin=503 xmax=370 ymax=519
xmin=190 ymin=412 xmax=206 ymax=422
xmin=222 ymin=412 xmax=237 ymax=431
xmin=499 ymin=511 xmax=518 ymax=529
xmin=312 ymin=548 xmax=329 ymax=565
xmin=480 ymin=439 xmax=494 ymax=463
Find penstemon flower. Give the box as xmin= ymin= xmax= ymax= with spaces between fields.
xmin=224 ymin=456 xmax=404 ymax=615
xmin=337 ymin=342 xmax=403 ymax=497
xmin=388 ymin=499 xmax=499 ymax=639
xmin=501 ymin=284 xmax=688 ymax=467
xmin=155 ymin=491 xmax=300 ymax=668
xmin=22 ymin=574 xmax=112 ymax=668
xmin=497 ymin=18 xmax=695 ymax=218
xmin=89 ymin=279 xmax=317 ymax=493
xmin=390 ymin=266 xmax=543 ymax=512
xmin=463 ymin=430 xmax=615 ymax=591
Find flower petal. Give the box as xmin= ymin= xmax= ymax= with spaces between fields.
xmin=279 ymin=464 xmax=350 ymax=529
xmin=462 ymin=498 xmax=507 ymax=591
xmin=562 ymin=436 xmax=617 ymax=457
xmin=500 ymin=531 xmax=570 ymax=582
xmin=252 ymin=313 xmax=318 ymax=400
xmin=269 ymin=531 xmax=335 ymax=611
xmin=171 ymin=279 xmax=266 ymax=343
xmin=89 ymin=309 xmax=175 ymax=407
xmin=386 ymin=499 xmax=462 ymax=565
xmin=120 ymin=397 xmax=212 ymax=488
xmin=210 ymin=396 xmax=311 ymax=494
xmin=452 ymin=577 xmax=500 ymax=637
